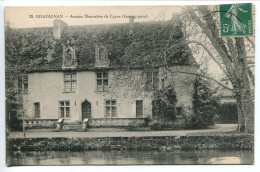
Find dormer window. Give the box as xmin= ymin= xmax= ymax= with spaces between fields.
xmin=95 ymin=44 xmax=109 ymax=67
xmin=62 ymin=44 xmax=77 ymax=69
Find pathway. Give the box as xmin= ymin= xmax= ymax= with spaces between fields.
xmin=7 ymin=124 xmax=238 ymax=138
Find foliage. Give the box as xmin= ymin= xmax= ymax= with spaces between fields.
xmin=5 ymin=25 xmax=28 ymax=130
xmin=148 ymin=121 xmax=164 ymax=130
xmin=185 ymin=76 xmax=218 ymax=129
xmin=152 ymin=86 xmax=177 ymax=122
xmin=5 ymin=24 xmax=53 ymax=130
xmin=216 ymin=103 xmax=238 ymax=124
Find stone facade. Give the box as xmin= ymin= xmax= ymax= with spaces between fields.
xmin=22 ymin=66 xmax=197 ymax=124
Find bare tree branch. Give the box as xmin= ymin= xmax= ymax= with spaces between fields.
xmin=245 ymin=37 xmax=255 ymax=50
xmin=164 ymin=66 xmax=233 ymax=90
xmin=187 ymin=40 xmax=231 ymax=80
xmin=186 ymin=6 xmax=238 ymax=85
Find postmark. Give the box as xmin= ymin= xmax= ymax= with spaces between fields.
xmin=220 ymin=3 xmax=253 ymax=37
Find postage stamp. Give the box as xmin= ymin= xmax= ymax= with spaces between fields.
xmin=220 ymin=3 xmax=253 ymax=37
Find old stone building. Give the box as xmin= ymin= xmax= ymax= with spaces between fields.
xmin=16 ymin=18 xmax=198 ymax=127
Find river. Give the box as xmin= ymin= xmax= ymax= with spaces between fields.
xmin=7 ymin=150 xmax=253 ymax=165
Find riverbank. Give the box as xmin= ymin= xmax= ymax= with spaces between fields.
xmin=7 ymin=134 xmax=253 ymax=151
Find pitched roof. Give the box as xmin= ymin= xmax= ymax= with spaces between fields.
xmin=8 ymin=18 xmax=198 ymax=72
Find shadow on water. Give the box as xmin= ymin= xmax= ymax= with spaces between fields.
xmin=7 ymin=150 xmax=254 ymax=166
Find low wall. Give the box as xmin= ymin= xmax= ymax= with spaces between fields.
xmin=20 ymin=118 xmax=149 ymax=130
xmin=88 ymin=118 xmax=148 ymax=127
xmin=23 ymin=119 xmax=57 ymax=129
xmin=6 ymin=134 xmax=254 ymax=151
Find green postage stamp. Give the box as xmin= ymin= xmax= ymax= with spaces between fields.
xmin=220 ymin=3 xmax=253 ymax=37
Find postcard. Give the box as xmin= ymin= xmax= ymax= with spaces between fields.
xmin=4 ymin=4 xmax=255 ymax=166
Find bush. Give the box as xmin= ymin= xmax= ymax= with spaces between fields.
xmin=128 ymin=121 xmax=140 ymax=131
xmin=185 ymin=76 xmax=218 ymax=129
xmin=149 ymin=121 xmax=164 ymax=130
xmin=185 ymin=105 xmax=216 ymax=129
xmin=7 ymin=114 xmax=23 ymax=131
xmin=152 ymin=86 xmax=177 ymax=122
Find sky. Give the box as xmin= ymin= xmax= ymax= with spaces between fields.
xmin=5 ymin=6 xmax=183 ymax=28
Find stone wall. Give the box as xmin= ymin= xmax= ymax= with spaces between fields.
xmin=22 ymin=66 xmax=197 ymax=123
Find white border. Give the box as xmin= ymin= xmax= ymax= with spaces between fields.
xmin=0 ymin=1 xmax=259 ymax=172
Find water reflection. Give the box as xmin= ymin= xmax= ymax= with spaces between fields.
xmin=7 ymin=150 xmax=253 ymax=166
xmin=209 ymin=157 xmax=240 ymax=164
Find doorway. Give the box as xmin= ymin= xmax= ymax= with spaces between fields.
xmin=82 ymin=100 xmax=91 ymax=120
xmin=136 ymin=100 xmax=143 ymax=118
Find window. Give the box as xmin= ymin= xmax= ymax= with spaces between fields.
xmin=67 ymin=49 xmax=72 ymax=61
xmin=64 ymin=73 xmax=77 ymax=92
xmin=34 ymin=102 xmax=40 ymax=118
xmin=146 ymin=71 xmax=159 ymax=91
xmin=105 ymin=100 xmax=117 ymax=118
xmin=59 ymin=101 xmax=70 ymax=118
xmin=136 ymin=100 xmax=143 ymax=118
xmin=176 ymin=107 xmax=183 ymax=117
xmin=18 ymin=75 xmax=28 ymax=93
xmin=96 ymin=72 xmax=108 ymax=91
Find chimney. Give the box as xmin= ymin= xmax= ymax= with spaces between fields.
xmin=53 ymin=19 xmax=68 ymax=39
xmin=128 ymin=17 xmax=135 ymax=35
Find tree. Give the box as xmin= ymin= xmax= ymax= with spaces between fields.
xmin=185 ymin=75 xmax=218 ymax=129
xmin=5 ymin=24 xmax=41 ymax=131
xmin=182 ymin=6 xmax=254 ymax=133
xmin=5 ymin=24 xmax=25 ymax=130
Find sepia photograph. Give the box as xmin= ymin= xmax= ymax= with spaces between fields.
xmin=4 ymin=4 xmax=255 ymax=166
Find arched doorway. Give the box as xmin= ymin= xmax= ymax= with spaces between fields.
xmin=82 ymin=100 xmax=91 ymax=120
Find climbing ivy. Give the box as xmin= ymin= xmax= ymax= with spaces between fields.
xmin=152 ymin=86 xmax=177 ymax=122
xmin=6 ymin=19 xmax=193 ymax=72
xmin=185 ymin=75 xmax=218 ymax=129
